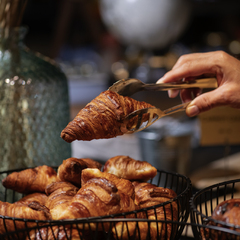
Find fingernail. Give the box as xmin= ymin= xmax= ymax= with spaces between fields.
xmin=186 ymin=105 xmax=199 ymax=117
xmin=156 ymin=78 xmax=164 ymax=84
xmin=157 ymin=76 xmax=166 ymax=83
xmin=168 ymin=90 xmax=175 ymax=98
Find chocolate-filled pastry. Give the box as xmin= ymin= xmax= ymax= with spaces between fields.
xmin=54 ymin=178 xmax=136 ymax=225
xmin=113 ymin=181 xmax=179 ymax=240
xmin=2 ymin=165 xmax=59 ymax=194
xmin=132 ymin=182 xmax=178 ymax=208
xmin=57 ymin=157 xmax=102 ymax=187
xmin=200 ymin=198 xmax=240 ymax=240
xmin=103 ymin=155 xmax=157 ymax=181
xmin=27 ymin=226 xmax=93 ymax=240
xmin=81 ymin=168 xmax=135 ymax=200
xmin=211 ymin=198 xmax=240 ymax=226
xmin=61 ymin=90 xmax=153 ymax=142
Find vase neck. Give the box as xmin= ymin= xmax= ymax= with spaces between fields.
xmin=0 ymin=27 xmax=27 ymax=50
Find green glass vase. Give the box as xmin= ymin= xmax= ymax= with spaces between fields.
xmin=0 ymin=27 xmax=71 ymax=171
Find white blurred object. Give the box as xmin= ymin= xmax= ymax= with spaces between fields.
xmin=99 ymin=0 xmax=192 ymax=49
xmin=71 ymin=134 xmax=141 ymax=162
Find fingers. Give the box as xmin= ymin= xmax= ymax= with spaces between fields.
xmin=180 ymin=88 xmax=202 ymax=103
xmin=157 ymin=51 xmax=224 ymax=84
xmin=157 ymin=51 xmax=226 ymax=100
xmin=168 ymin=89 xmax=179 ymax=98
xmin=155 ymin=51 xmax=240 ymax=116
xmin=186 ymin=88 xmax=225 ymax=117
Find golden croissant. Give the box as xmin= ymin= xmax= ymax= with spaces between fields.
xmin=103 ymin=155 xmax=157 ymax=181
xmin=15 ymin=193 xmax=48 ymax=207
xmin=2 ymin=165 xmax=59 ymax=194
xmin=113 ymin=181 xmax=179 ymax=240
xmin=81 ymin=168 xmax=135 ymax=200
xmin=61 ymin=90 xmax=153 ymax=142
xmin=57 ymin=157 xmax=102 ymax=187
xmin=45 ymin=181 xmax=79 ymax=220
xmin=55 ymin=177 xmax=136 ymax=222
xmin=0 ymin=200 xmax=51 ymax=235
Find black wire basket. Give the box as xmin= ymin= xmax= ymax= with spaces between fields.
xmin=190 ymin=178 xmax=240 ymax=240
xmin=0 ymin=167 xmax=192 ymax=240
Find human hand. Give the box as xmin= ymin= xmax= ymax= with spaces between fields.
xmin=157 ymin=51 xmax=240 ymax=117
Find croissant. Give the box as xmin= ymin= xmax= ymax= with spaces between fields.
xmin=29 ymin=177 xmax=132 ymax=240
xmin=15 ymin=193 xmax=48 ymax=207
xmin=0 ymin=200 xmax=51 ymax=235
xmin=57 ymin=157 xmax=102 ymax=187
xmin=45 ymin=181 xmax=79 ymax=220
xmin=81 ymin=168 xmax=135 ymax=200
xmin=103 ymin=155 xmax=157 ymax=181
xmin=55 ymin=177 xmax=136 ymax=230
xmin=61 ymin=90 xmax=153 ymax=142
xmin=112 ymin=182 xmax=179 ymax=240
xmin=27 ymin=226 xmax=92 ymax=240
xmin=2 ymin=165 xmax=59 ymax=194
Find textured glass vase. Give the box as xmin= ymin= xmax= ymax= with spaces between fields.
xmin=0 ymin=27 xmax=71 ymax=171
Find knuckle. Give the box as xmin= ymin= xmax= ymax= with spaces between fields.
xmin=181 ymin=61 xmax=193 ymax=75
xmin=215 ymin=50 xmax=229 ymax=62
xmin=176 ymin=55 xmax=187 ymax=65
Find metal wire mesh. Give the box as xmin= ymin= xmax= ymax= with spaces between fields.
xmin=3 ymin=166 xmax=240 ymax=239
xmin=191 ymin=178 xmax=240 ymax=240
xmin=0 ymin=167 xmax=192 ymax=240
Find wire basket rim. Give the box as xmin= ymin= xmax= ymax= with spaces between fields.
xmin=0 ymin=166 xmax=192 ymax=222
xmin=2 ymin=219 xmax=240 ymax=239
xmin=190 ymin=177 xmax=240 ymax=229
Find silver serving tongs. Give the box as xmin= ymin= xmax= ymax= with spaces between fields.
xmin=108 ymin=77 xmax=218 ymax=133
xmin=108 ymin=77 xmax=218 ymax=96
xmin=124 ymin=102 xmax=190 ymax=133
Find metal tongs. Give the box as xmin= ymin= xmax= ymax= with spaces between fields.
xmin=108 ymin=77 xmax=218 ymax=133
xmin=108 ymin=77 xmax=218 ymax=96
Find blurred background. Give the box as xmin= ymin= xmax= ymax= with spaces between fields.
xmin=21 ymin=0 xmax=240 ymax=189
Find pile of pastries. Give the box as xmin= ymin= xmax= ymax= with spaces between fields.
xmin=0 ymin=155 xmax=179 ymax=240
xmin=5 ymin=86 xmax=240 ymax=239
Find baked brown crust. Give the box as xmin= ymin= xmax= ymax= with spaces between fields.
xmin=55 ymin=177 xmax=136 ymax=221
xmin=2 ymin=165 xmax=59 ymax=194
xmin=212 ymin=198 xmax=240 ymax=226
xmin=0 ymin=200 xmax=51 ymax=235
xmin=45 ymin=181 xmax=79 ymax=220
xmin=0 ymin=163 xmax=181 ymax=240
xmin=81 ymin=168 xmax=135 ymax=200
xmin=15 ymin=193 xmax=48 ymax=207
xmin=57 ymin=157 xmax=102 ymax=187
xmin=132 ymin=181 xmax=178 ymax=207
xmin=200 ymin=198 xmax=240 ymax=240
xmin=61 ymin=90 xmax=153 ymax=142
xmin=103 ymin=155 xmax=157 ymax=181
xmin=27 ymin=226 xmax=88 ymax=240
xmin=113 ymin=181 xmax=179 ymax=240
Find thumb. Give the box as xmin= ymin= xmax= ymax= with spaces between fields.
xmin=186 ymin=89 xmax=223 ymax=117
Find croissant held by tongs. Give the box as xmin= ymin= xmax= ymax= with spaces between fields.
xmin=61 ymin=90 xmax=153 ymax=142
